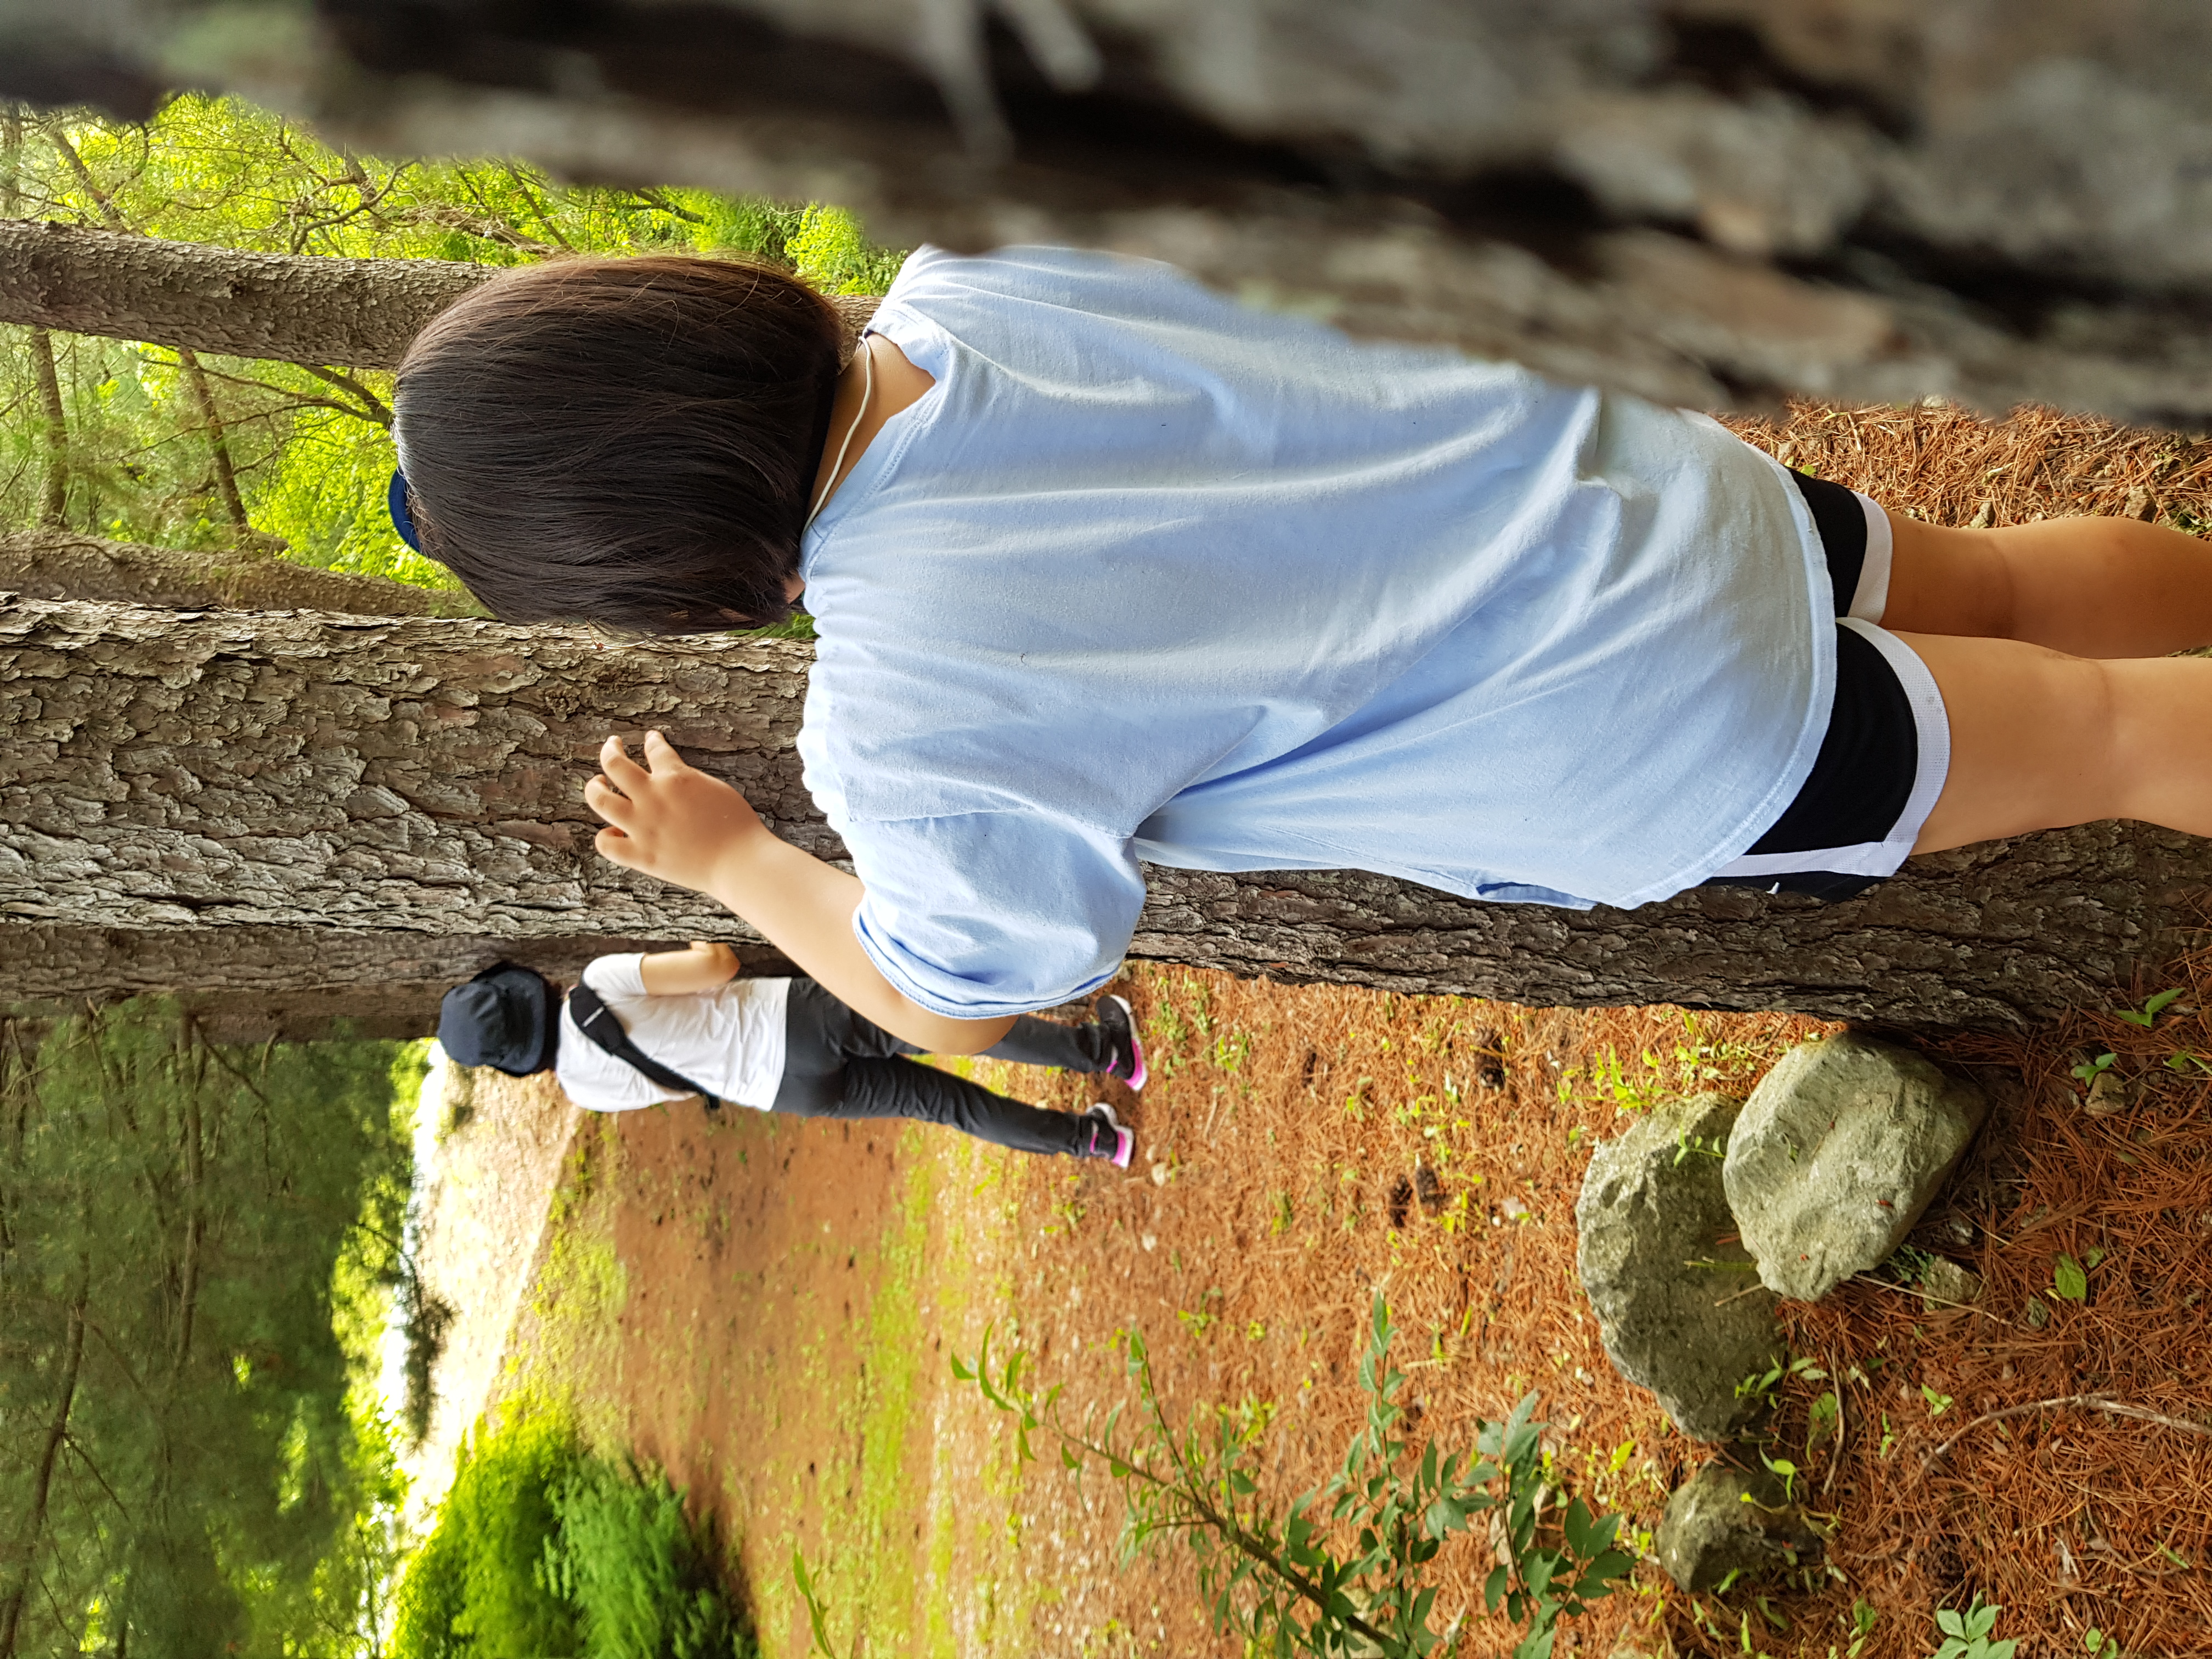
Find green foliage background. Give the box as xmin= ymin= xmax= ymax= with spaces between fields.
xmin=0 ymin=92 xmax=896 ymax=1656
xmin=0 ymin=1003 xmax=422 ymax=1658
xmin=1 ymin=94 xmax=905 ymax=588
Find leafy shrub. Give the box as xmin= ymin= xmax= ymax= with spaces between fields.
xmin=390 ymin=1404 xmax=754 ymax=1659
xmin=391 ymin=1405 xmax=582 ymax=1659
xmin=548 ymin=1458 xmax=756 ymax=1659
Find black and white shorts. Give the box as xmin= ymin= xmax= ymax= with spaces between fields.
xmin=1700 ymin=471 xmax=1950 ymax=902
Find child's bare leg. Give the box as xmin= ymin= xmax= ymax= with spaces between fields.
xmin=1901 ymin=629 xmax=2212 ymax=852
xmin=1885 ymin=515 xmax=2212 ymax=657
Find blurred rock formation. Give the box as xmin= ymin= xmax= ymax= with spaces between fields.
xmin=5 ymin=0 xmax=2212 ymax=422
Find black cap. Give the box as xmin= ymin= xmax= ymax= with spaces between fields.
xmin=437 ymin=963 xmax=557 ymax=1075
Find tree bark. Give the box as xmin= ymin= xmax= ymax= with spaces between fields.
xmin=10 ymin=2 xmax=2212 ymax=425
xmin=1 ymin=923 xmax=795 ymax=1041
xmin=0 ymin=218 xmax=881 ymax=371
xmin=3 ymin=595 xmax=2205 ymax=1031
xmin=0 ymin=528 xmax=483 ymax=616
xmin=0 ymin=216 xmax=489 ymax=370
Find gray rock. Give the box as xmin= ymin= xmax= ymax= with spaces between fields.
xmin=1725 ymin=1036 xmax=1987 ymax=1302
xmin=1657 ymin=1462 xmax=1822 ymax=1593
xmin=1915 ymin=1255 xmax=1983 ymax=1307
xmin=2085 ymin=1069 xmax=2134 ymax=1116
xmin=1576 ymin=1092 xmax=1781 ymax=1442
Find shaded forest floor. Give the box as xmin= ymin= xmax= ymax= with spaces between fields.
xmin=483 ymin=954 xmax=2212 ymax=1659
xmin=458 ymin=399 xmax=2212 ymax=1658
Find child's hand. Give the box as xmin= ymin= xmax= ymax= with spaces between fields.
xmin=585 ymin=731 xmax=765 ymax=895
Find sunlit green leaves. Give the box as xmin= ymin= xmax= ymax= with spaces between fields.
xmin=5 ymin=93 xmax=908 ymax=584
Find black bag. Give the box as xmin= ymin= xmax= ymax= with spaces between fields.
xmin=566 ymin=981 xmax=724 ymax=1113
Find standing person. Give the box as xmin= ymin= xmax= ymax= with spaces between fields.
xmin=434 ymin=943 xmax=1145 ymax=1164
xmin=391 ymin=245 xmax=2212 ymax=1057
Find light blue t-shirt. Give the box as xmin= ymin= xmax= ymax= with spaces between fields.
xmin=798 ymin=246 xmax=1832 ymax=1018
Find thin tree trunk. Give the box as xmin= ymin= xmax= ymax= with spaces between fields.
xmin=2 ymin=109 xmax=67 ymax=526
xmin=0 ymin=1286 xmax=87 ymax=1659
xmin=169 ymin=1077 xmax=201 ymax=1380
xmin=2 ymin=595 xmax=2207 ymax=1030
xmin=171 ymin=346 xmax=253 ymax=541
xmin=26 ymin=328 xmax=66 ymax=526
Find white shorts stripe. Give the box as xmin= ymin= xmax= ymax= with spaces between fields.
xmin=1848 ymin=491 xmax=1892 ymax=623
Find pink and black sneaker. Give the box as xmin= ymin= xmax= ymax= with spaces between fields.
xmin=1079 ymin=1102 xmax=1135 ymax=1169
xmin=1097 ymin=994 xmax=1147 ymax=1090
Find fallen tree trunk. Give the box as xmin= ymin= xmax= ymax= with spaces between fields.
xmin=0 ymin=216 xmax=490 ymax=369
xmin=0 ymin=218 xmax=879 ymax=370
xmin=1 ymin=923 xmax=795 ymax=1041
xmin=0 ymin=528 xmax=484 ymax=616
xmin=2 ymin=595 xmax=2202 ymax=1030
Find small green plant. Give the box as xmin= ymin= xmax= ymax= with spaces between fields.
xmin=952 ymin=1294 xmax=1633 ymax=1658
xmin=1929 ymin=1594 xmax=2016 ymax=1659
xmin=793 ymin=1550 xmax=848 ymax=1659
xmin=1920 ymin=1384 xmax=1954 ymax=1418
xmin=1673 ymin=1130 xmax=1728 ymax=1165
xmin=2083 ymin=1626 xmax=2121 ymax=1658
xmin=1805 ymin=1389 xmax=1841 ymax=1455
xmin=2072 ymin=1049 xmax=2119 ymax=1083
xmin=2053 ymin=1252 xmax=2090 ymax=1302
xmin=1842 ymin=1596 xmax=1878 ymax=1657
xmin=1756 ymin=1449 xmax=1798 ymax=1504
xmin=1735 ymin=1355 xmax=1824 ymax=1404
xmin=2114 ymin=987 xmax=2185 ymax=1027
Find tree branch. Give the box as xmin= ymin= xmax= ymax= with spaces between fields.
xmin=1925 ymin=1394 xmax=2212 ymax=1471
xmin=294 ymin=363 xmax=392 ymax=425
xmin=0 ymin=1283 xmax=88 ymax=1659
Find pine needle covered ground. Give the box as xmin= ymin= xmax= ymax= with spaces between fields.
xmin=496 ymin=400 xmax=2212 ymax=1659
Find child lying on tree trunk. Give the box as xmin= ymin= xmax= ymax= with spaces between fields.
xmin=436 ymin=943 xmax=1143 ymax=1164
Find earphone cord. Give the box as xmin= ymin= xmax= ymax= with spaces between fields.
xmin=803 ymin=333 xmax=874 ymax=533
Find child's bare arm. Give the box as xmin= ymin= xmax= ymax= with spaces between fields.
xmin=584 ymin=732 xmax=1018 ymax=1054
xmin=636 ymin=940 xmax=741 ymax=995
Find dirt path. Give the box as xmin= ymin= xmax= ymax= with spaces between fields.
xmin=396 ymin=1052 xmax=582 ymax=1519
xmin=496 ymin=961 xmax=2212 ymax=1659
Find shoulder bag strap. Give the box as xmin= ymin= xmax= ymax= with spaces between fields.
xmin=567 ymin=982 xmax=725 ymax=1113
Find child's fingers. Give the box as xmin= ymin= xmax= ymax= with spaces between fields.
xmin=583 ymin=774 xmax=638 ymax=829
xmin=599 ymin=733 xmax=652 ymax=795
xmin=594 ymin=825 xmax=641 ymax=867
xmin=641 ymin=729 xmax=689 ymax=775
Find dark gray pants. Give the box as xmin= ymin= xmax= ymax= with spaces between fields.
xmin=769 ymin=979 xmax=1118 ymax=1156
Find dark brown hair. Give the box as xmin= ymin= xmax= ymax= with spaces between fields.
xmin=394 ymin=255 xmax=845 ymax=632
